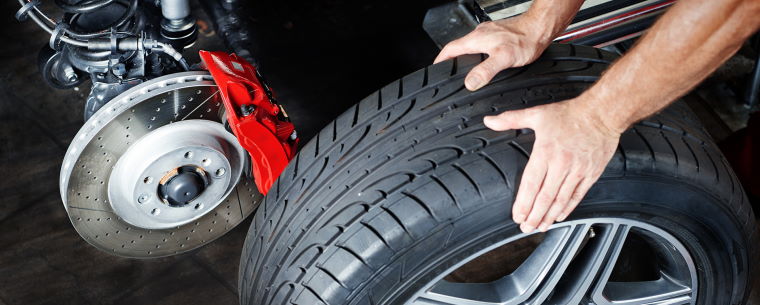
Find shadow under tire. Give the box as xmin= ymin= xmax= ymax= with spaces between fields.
xmin=238 ymin=44 xmax=758 ymax=305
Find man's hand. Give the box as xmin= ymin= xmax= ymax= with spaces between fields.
xmin=484 ymin=99 xmax=622 ymax=233
xmin=434 ymin=17 xmax=551 ymax=91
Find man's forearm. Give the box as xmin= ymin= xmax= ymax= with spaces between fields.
xmin=523 ymin=0 xmax=585 ymax=43
xmin=580 ymin=0 xmax=760 ymax=133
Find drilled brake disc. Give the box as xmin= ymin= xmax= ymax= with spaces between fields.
xmin=60 ymin=71 xmax=262 ymax=258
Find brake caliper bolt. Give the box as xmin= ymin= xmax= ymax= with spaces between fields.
xmin=240 ymin=104 xmax=255 ymax=116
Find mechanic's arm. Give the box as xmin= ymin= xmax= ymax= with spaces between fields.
xmin=434 ymin=0 xmax=585 ymax=90
xmin=483 ymin=0 xmax=760 ymax=233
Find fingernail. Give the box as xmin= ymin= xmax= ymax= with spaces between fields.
xmin=538 ymin=223 xmax=550 ymax=232
xmin=514 ymin=213 xmax=526 ymax=224
xmin=520 ymin=223 xmax=535 ymax=233
xmin=557 ymin=213 xmax=567 ymax=222
xmin=483 ymin=116 xmax=496 ymax=129
xmin=465 ymin=76 xmax=483 ymax=91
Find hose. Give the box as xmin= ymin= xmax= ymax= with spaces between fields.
xmin=17 ymin=0 xmax=138 ymax=46
xmin=156 ymin=42 xmax=191 ymax=71
xmin=17 ymin=0 xmax=88 ymax=47
xmin=55 ymin=0 xmax=114 ymax=14
xmin=20 ymin=0 xmax=190 ymax=72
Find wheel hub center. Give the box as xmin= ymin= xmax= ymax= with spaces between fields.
xmin=159 ymin=166 xmax=209 ymax=207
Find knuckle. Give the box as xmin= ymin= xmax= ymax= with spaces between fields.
xmin=554 ymin=194 xmax=571 ymax=206
xmin=557 ymin=151 xmax=574 ymax=164
xmin=520 ymin=180 xmax=539 ymax=192
xmin=568 ymin=195 xmax=583 ymax=207
xmin=490 ymin=45 xmax=510 ymax=55
xmin=471 ymin=66 xmax=490 ymax=79
xmin=537 ymin=193 xmax=555 ymax=204
xmin=526 ymin=215 xmax=543 ymax=225
xmin=515 ymin=204 xmax=531 ymax=214
xmin=570 ymin=190 xmax=585 ymax=200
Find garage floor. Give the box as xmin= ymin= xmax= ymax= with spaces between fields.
xmin=0 ymin=1 xmax=757 ymax=305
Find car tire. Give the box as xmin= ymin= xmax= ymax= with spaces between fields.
xmin=238 ymin=44 xmax=758 ymax=305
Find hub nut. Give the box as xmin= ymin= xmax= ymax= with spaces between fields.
xmin=158 ymin=166 xmax=210 ymax=207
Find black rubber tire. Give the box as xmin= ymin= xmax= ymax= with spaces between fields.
xmin=238 ymin=44 xmax=758 ymax=305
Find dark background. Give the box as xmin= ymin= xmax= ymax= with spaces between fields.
xmin=0 ymin=1 xmax=446 ymax=304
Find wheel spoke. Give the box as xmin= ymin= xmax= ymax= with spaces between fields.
xmin=411 ymin=282 xmax=503 ymax=305
xmin=538 ymin=223 xmax=630 ymax=304
xmin=587 ymin=226 xmax=694 ymax=305
xmin=411 ymin=223 xmax=591 ymax=305
xmin=518 ymin=224 xmax=593 ymax=304
xmin=592 ymin=274 xmax=693 ymax=305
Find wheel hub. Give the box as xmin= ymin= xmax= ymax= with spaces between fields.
xmin=159 ymin=165 xmax=209 ymax=207
xmin=107 ymin=119 xmax=243 ymax=229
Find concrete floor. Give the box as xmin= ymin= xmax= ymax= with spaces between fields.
xmin=0 ymin=1 xmax=757 ymax=304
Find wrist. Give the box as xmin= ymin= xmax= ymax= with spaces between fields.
xmin=573 ymin=91 xmax=631 ymax=136
xmin=522 ymin=1 xmax=581 ymax=43
xmin=513 ymin=14 xmax=557 ymax=46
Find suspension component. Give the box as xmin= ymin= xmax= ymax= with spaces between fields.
xmin=199 ymin=51 xmax=298 ymax=195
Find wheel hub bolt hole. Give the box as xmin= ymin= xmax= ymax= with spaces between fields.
xmin=202 ymin=158 xmax=211 ymax=166
xmin=143 ymin=176 xmax=153 ymax=184
xmin=151 ymin=208 xmax=160 ymax=215
xmin=138 ymin=194 xmax=150 ymax=204
xmin=184 ymin=151 xmax=193 ymax=159
xmin=194 ymin=203 xmax=203 ymax=210
xmin=215 ymin=168 xmax=225 ymax=177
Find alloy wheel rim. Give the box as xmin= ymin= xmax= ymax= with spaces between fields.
xmin=406 ymin=218 xmax=698 ymax=305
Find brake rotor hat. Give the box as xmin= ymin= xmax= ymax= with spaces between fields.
xmin=60 ymin=72 xmax=262 ymax=258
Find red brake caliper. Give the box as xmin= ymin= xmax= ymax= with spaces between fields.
xmin=199 ymin=51 xmax=298 ymax=195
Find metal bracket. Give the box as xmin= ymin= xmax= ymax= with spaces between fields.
xmin=15 ymin=0 xmax=41 ymax=22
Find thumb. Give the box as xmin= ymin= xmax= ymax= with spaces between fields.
xmin=464 ymin=56 xmax=512 ymax=91
xmin=483 ymin=108 xmax=533 ymax=131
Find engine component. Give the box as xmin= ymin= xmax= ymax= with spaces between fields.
xmin=38 ymin=45 xmax=85 ymax=89
xmin=160 ymin=0 xmax=198 ymax=49
xmin=199 ymin=51 xmax=298 ymax=195
xmin=60 ymin=71 xmax=261 ymax=257
xmin=161 ymin=0 xmax=190 ymax=21
xmin=199 ymin=0 xmax=257 ymax=65
xmin=17 ymin=0 xmax=196 ymax=120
